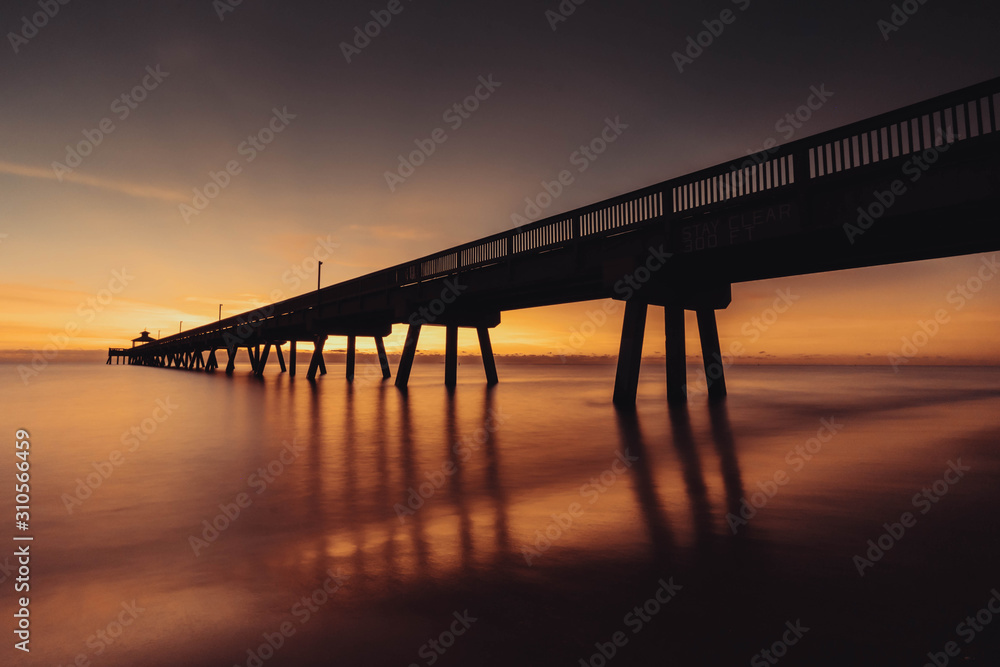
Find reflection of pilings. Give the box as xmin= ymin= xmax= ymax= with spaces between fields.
xmin=446 ymin=391 xmax=474 ymax=571
xmin=398 ymin=395 xmax=428 ymax=572
xmin=482 ymin=386 xmax=511 ymax=560
xmin=614 ymin=408 xmax=674 ymax=562
xmin=707 ymin=399 xmax=746 ymax=526
xmin=308 ymin=380 xmax=330 ymax=579
xmin=375 ymin=384 xmax=399 ymax=579
xmin=343 ymin=383 xmax=366 ymax=582
xmin=667 ymin=403 xmax=714 ymax=551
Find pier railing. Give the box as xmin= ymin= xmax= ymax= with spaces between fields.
xmin=154 ymin=77 xmax=1000 ymax=348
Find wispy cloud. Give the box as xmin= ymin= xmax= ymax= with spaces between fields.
xmin=0 ymin=160 xmax=187 ymax=203
xmin=347 ymin=223 xmax=432 ymax=241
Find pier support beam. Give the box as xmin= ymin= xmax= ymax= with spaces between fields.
xmin=276 ymin=344 xmax=286 ymax=373
xmin=346 ymin=335 xmax=356 ymax=381
xmin=613 ymin=300 xmax=648 ymax=407
xmin=477 ymin=327 xmax=499 ymax=386
xmin=254 ymin=343 xmax=271 ymax=377
xmin=696 ymin=309 xmax=727 ymax=400
xmin=375 ymin=337 xmax=391 ymax=379
xmin=444 ymin=326 xmax=458 ymax=387
xmin=206 ymin=349 xmax=218 ymax=371
xmin=289 ymin=341 xmax=297 ymax=377
xmin=665 ymin=305 xmax=687 ymax=404
xmin=226 ymin=346 xmax=237 ymax=374
xmin=307 ymin=336 xmax=327 ymax=381
xmin=248 ymin=345 xmax=260 ymax=374
xmin=395 ymin=324 xmax=421 ymax=389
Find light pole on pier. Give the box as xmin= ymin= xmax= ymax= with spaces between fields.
xmin=219 ymin=304 xmax=222 ymax=321
xmin=315 ymin=261 xmax=323 ymax=315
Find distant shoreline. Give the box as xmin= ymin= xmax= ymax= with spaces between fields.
xmin=0 ymin=349 xmax=997 ymax=368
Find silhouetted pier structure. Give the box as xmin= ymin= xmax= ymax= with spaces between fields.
xmin=107 ymin=329 xmax=157 ymax=364
xmin=112 ymin=78 xmax=1000 ymax=403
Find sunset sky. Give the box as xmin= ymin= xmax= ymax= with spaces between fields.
xmin=1 ymin=0 xmax=998 ymax=364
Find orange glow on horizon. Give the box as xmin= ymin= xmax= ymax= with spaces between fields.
xmin=2 ymin=252 xmax=998 ymax=366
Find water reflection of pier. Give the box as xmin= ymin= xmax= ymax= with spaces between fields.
xmin=288 ymin=383 xmax=747 ymax=582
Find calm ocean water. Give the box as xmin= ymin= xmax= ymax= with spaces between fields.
xmin=2 ymin=361 xmax=999 ymax=666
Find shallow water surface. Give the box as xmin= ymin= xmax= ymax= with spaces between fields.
xmin=2 ymin=362 xmax=999 ymax=666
